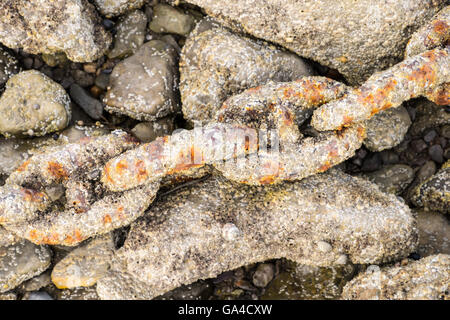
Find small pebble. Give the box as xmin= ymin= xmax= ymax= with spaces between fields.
xmin=428 ymin=144 xmax=444 ymax=163
xmin=252 ymin=264 xmax=275 ymax=288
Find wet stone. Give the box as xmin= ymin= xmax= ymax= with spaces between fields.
xmin=0 ymin=0 xmax=111 ymax=62
xmin=252 ymin=263 xmax=275 ymax=288
xmin=342 ymin=254 xmax=450 ymax=300
xmin=51 ymin=234 xmax=114 ymax=289
xmin=72 ymin=70 xmax=95 ymax=88
xmin=94 ymin=73 xmax=110 ymax=91
xmin=416 ymin=210 xmax=450 ymax=257
xmin=41 ymin=53 xmax=68 ymax=68
xmin=104 ymin=40 xmax=179 ymax=121
xmin=21 ymin=270 xmax=52 ymax=292
xmin=411 ymin=160 xmax=450 ymax=214
xmin=149 ymin=4 xmax=196 ymax=36
xmin=410 ymin=99 xmax=450 ymax=136
xmin=364 ymin=106 xmax=411 ymax=152
xmin=131 ymin=117 xmax=175 ymax=143
xmin=0 ymin=240 xmax=52 ymax=293
xmin=428 ymin=144 xmax=444 ymax=164
xmin=261 ymin=261 xmax=355 ymax=300
xmin=0 ymin=46 xmax=19 ymax=89
xmin=363 ymin=164 xmax=414 ymax=195
xmin=69 ymin=84 xmax=104 ymax=120
xmin=0 ymin=70 xmax=71 ymax=138
xmin=108 ymin=10 xmax=147 ymax=59
xmin=23 ymin=291 xmax=53 ymax=300
xmin=93 ymin=0 xmax=146 ymax=18
xmin=411 ymin=139 xmax=428 ymax=154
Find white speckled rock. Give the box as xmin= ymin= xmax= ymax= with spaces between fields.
xmin=0 ymin=240 xmax=52 ymax=293
xmin=180 ymin=18 xmax=314 ymax=123
xmin=0 ymin=71 xmax=71 ymax=138
xmin=342 ymin=254 xmax=450 ymax=300
xmin=171 ymin=0 xmax=446 ymax=85
xmin=93 ymin=0 xmax=146 ymax=18
xmin=107 ymin=10 xmax=147 ymax=59
xmin=0 ymin=0 xmax=111 ymax=62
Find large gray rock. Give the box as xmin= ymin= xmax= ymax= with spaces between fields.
xmin=104 ymin=40 xmax=179 ymax=121
xmin=172 ymin=0 xmax=446 ymax=85
xmin=180 ymin=19 xmax=314 ymax=123
xmin=0 ymin=71 xmax=71 ymax=138
xmin=93 ymin=0 xmax=146 ymax=17
xmin=0 ymin=0 xmax=112 ymax=62
xmin=342 ymin=254 xmax=450 ymax=300
xmin=0 ymin=240 xmax=52 ymax=293
xmin=107 ymin=10 xmax=147 ymax=59
xmin=96 ymin=170 xmax=417 ymax=299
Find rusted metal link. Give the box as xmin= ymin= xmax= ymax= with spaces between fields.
xmin=311 ymin=46 xmax=450 ymax=131
xmin=216 ymin=76 xmax=349 ymax=145
xmin=102 ymin=77 xmax=364 ymax=191
xmin=0 ymin=131 xmax=160 ymax=246
xmin=405 ymin=6 xmax=449 ymax=58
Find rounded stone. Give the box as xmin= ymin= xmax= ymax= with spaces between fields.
xmin=0 ymin=70 xmax=71 ymax=137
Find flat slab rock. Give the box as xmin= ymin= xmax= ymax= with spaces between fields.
xmin=0 ymin=0 xmax=111 ymax=62
xmin=342 ymin=254 xmax=450 ymax=300
xmin=96 ymin=170 xmax=417 ymax=299
xmin=173 ymin=0 xmax=446 ymax=85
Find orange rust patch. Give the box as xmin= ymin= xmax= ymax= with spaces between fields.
xmin=247 ymin=85 xmax=262 ymax=93
xmin=22 ymin=188 xmax=46 ymax=203
xmin=432 ymin=20 xmax=449 ymax=35
xmin=16 ymin=160 xmax=30 ymax=172
xmin=135 ymin=160 xmax=148 ymax=182
xmin=42 ymin=232 xmax=60 ymax=245
xmin=259 ymin=175 xmax=276 ymax=184
xmin=115 ymin=159 xmax=128 ymax=173
xmin=47 ymin=161 xmax=69 ymax=180
xmin=73 ymin=229 xmax=83 ymax=242
xmin=428 ymin=83 xmax=449 ymax=105
xmin=318 ymin=161 xmax=332 ymax=173
xmin=357 ymin=126 xmax=366 ymax=139
xmin=103 ymin=214 xmax=112 ymax=224
xmin=407 ymin=63 xmax=436 ymax=84
xmin=282 ymin=110 xmax=294 ymax=126
xmin=283 ymin=87 xmax=296 ymax=98
xmin=29 ymin=229 xmax=39 ymax=242
xmin=103 ymin=165 xmax=114 ymax=183
xmin=342 ymin=115 xmax=354 ymax=127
